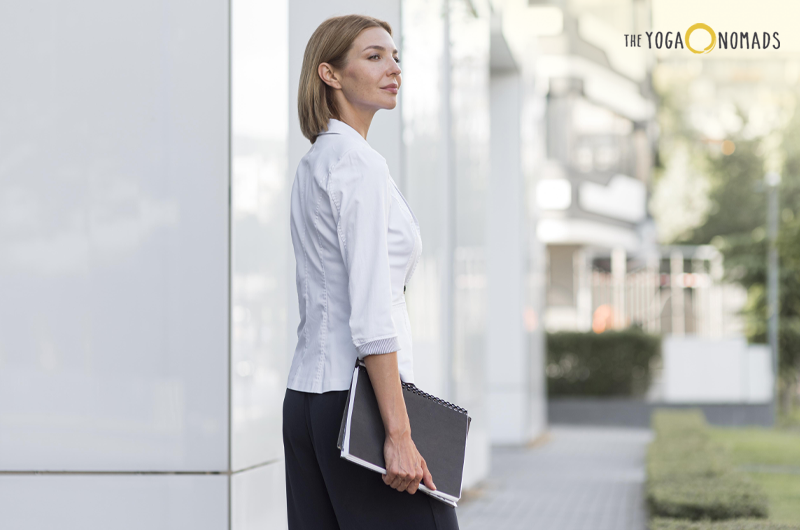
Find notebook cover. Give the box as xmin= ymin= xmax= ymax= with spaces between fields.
xmin=343 ymin=364 xmax=471 ymax=502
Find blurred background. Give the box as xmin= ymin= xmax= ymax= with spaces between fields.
xmin=1 ymin=0 xmax=798 ymax=528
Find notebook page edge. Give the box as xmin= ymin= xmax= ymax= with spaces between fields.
xmin=418 ymin=485 xmax=458 ymax=507
xmin=342 ymin=454 xmax=459 ymax=508
xmin=342 ymin=453 xmax=386 ymax=474
xmin=457 ymin=417 xmax=470 ymax=498
xmin=341 ymin=364 xmax=360 ymax=457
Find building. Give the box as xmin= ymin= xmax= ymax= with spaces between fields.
xmin=520 ymin=0 xmax=660 ymax=332
xmin=0 ymin=0 xmax=548 ymax=527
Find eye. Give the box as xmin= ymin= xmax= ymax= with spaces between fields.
xmin=368 ymin=54 xmax=400 ymax=64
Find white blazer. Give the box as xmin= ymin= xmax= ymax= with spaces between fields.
xmin=287 ymin=118 xmax=422 ymax=393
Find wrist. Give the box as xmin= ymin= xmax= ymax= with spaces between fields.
xmin=386 ymin=422 xmax=411 ymax=441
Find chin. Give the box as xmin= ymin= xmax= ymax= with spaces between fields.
xmin=381 ymin=97 xmax=398 ymax=110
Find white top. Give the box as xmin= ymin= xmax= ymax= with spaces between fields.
xmin=287 ymin=118 xmax=423 ymax=393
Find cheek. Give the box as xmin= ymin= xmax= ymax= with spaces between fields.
xmin=362 ymin=67 xmax=382 ymax=84
xmin=354 ymin=72 xmax=381 ymax=94
xmin=356 ymin=70 xmax=376 ymax=87
xmin=345 ymin=63 xmax=384 ymax=97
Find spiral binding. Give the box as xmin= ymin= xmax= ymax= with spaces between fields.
xmin=401 ymin=381 xmax=469 ymax=416
xmin=355 ymin=359 xmax=469 ymax=416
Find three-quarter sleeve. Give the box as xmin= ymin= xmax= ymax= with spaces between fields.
xmin=327 ymin=148 xmax=399 ymax=358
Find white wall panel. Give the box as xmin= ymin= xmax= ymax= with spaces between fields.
xmin=0 ymin=0 xmax=229 ymax=471
xmin=662 ymin=337 xmax=774 ymax=404
xmin=230 ymin=0 xmax=291 ymax=472
xmin=450 ymin=0 xmax=491 ymax=487
xmin=232 ymin=461 xmax=287 ymax=530
xmin=402 ymin=0 xmax=493 ymax=487
xmin=487 ymin=69 xmax=528 ymax=445
xmin=0 ymin=474 xmax=228 ymax=530
xmin=401 ymin=0 xmax=449 ymax=401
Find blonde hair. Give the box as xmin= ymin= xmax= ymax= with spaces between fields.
xmin=298 ymin=15 xmax=393 ymax=143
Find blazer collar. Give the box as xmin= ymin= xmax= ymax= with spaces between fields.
xmin=318 ymin=118 xmax=369 ymax=146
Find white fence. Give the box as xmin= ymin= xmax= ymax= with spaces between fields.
xmin=588 ymin=245 xmax=747 ymax=338
xmin=649 ymin=337 xmax=773 ymax=404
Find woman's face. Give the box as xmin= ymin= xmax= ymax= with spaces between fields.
xmin=324 ymin=27 xmax=402 ymax=112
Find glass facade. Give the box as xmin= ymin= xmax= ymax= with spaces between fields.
xmin=400 ymin=0 xmax=449 ymax=398
xmin=230 ymin=0 xmax=290 ymax=472
xmin=402 ymin=0 xmax=521 ymax=485
xmin=449 ymin=0 xmax=492 ymax=483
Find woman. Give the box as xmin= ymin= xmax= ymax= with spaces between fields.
xmin=283 ymin=14 xmax=460 ymax=530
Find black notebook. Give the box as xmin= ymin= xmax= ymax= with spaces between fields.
xmin=337 ymin=360 xmax=472 ymax=507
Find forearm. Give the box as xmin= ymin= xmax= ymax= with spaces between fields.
xmin=363 ymin=352 xmax=410 ymax=438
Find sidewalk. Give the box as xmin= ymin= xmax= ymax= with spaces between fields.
xmin=456 ymin=427 xmax=653 ymax=530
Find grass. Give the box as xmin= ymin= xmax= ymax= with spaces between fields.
xmin=709 ymin=428 xmax=800 ymax=468
xmin=708 ymin=427 xmax=800 ymax=525
xmin=778 ymin=408 xmax=800 ymax=430
xmin=750 ymin=473 xmax=800 ymax=524
xmin=650 ymin=518 xmax=800 ymax=530
xmin=647 ymin=411 xmax=769 ymax=520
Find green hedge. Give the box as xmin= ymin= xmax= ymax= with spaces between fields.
xmin=546 ymin=329 xmax=661 ymax=396
xmin=648 ymin=476 xmax=769 ymax=520
xmin=651 ymin=518 xmax=800 ymax=530
xmin=647 ymin=411 xmax=769 ymax=521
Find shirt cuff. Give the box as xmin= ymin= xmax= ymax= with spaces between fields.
xmin=357 ymin=336 xmax=400 ymax=357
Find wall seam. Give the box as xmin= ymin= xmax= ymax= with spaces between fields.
xmin=226 ymin=0 xmax=233 ymax=528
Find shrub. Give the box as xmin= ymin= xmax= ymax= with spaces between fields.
xmin=651 ymin=518 xmax=800 ymax=530
xmin=648 ymin=475 xmax=769 ymax=520
xmin=648 ymin=411 xmax=729 ymax=480
xmin=546 ymin=329 xmax=661 ymax=396
xmin=647 ymin=410 xmax=769 ymax=521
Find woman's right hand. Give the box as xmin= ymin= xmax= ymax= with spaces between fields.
xmin=363 ymin=351 xmax=436 ymax=495
xmin=382 ymin=427 xmax=436 ymax=494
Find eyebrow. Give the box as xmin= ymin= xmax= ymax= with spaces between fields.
xmin=362 ymin=45 xmax=399 ymax=54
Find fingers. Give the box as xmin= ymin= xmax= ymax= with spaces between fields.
xmin=421 ymin=458 xmax=436 ymax=491
xmin=390 ymin=473 xmax=405 ymax=490
xmin=383 ymin=471 xmax=403 ymax=490
xmin=384 ymin=468 xmax=405 ymax=491
xmin=406 ymin=465 xmax=424 ymax=494
xmin=391 ymin=466 xmax=425 ymax=495
xmin=385 ymin=466 xmax=416 ymax=492
xmin=382 ymin=438 xmax=430 ymax=494
xmin=395 ymin=472 xmax=412 ymax=492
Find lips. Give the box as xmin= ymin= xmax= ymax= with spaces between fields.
xmin=381 ymin=84 xmax=398 ymax=93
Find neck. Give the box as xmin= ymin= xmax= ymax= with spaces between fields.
xmin=333 ymin=100 xmax=376 ymax=140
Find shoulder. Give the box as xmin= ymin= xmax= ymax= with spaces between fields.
xmin=310 ymin=128 xmax=384 ymax=170
xmin=334 ymin=145 xmax=386 ymax=175
xmin=325 ymin=143 xmax=389 ymax=196
xmin=324 ymin=151 xmax=390 ymax=217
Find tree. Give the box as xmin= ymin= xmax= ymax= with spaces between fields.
xmin=681 ymin=102 xmax=800 ymax=414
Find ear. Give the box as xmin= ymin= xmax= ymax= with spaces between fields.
xmin=318 ymin=62 xmax=341 ymax=89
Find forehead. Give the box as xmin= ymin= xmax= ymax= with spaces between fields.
xmin=352 ymin=26 xmax=397 ymax=54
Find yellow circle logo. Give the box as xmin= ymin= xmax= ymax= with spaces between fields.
xmin=686 ymin=23 xmax=716 ymax=54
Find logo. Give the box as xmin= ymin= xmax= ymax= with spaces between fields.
xmin=685 ymin=23 xmax=716 ymax=54
xmin=623 ymin=24 xmax=780 ymax=53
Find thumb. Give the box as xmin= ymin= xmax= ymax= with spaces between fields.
xmin=421 ymin=459 xmax=436 ymax=491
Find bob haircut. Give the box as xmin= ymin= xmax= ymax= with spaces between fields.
xmin=298 ymin=14 xmax=393 ymax=143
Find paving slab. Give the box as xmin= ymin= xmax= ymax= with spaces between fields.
xmin=456 ymin=427 xmax=653 ymax=530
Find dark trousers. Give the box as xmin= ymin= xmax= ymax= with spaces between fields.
xmin=282 ymin=387 xmax=460 ymax=530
